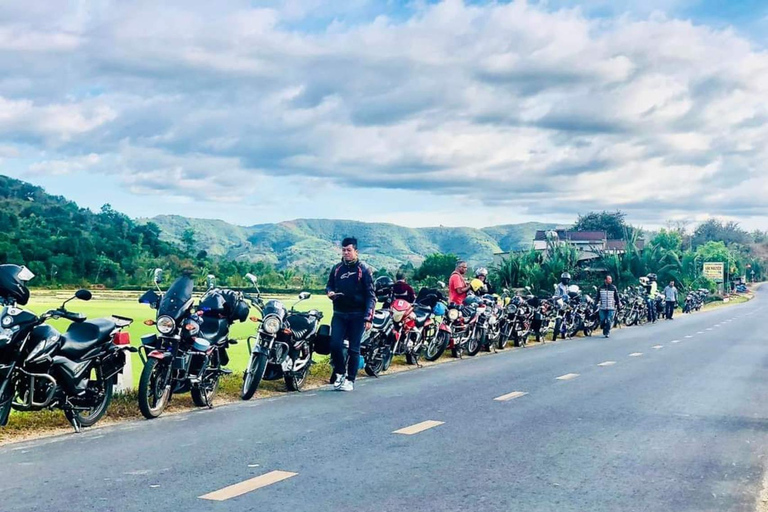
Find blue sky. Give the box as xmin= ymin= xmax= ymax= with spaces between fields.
xmin=3 ymin=0 xmax=768 ymax=230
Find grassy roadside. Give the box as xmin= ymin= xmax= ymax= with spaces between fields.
xmin=2 ymin=287 xmax=758 ymax=445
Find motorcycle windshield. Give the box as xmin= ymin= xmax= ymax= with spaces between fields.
xmin=158 ymin=276 xmax=194 ymax=321
xmin=262 ymin=300 xmax=286 ymax=321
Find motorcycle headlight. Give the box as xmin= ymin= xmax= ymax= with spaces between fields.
xmin=448 ymin=309 xmax=459 ymax=321
xmin=262 ymin=315 xmax=281 ymax=334
xmin=156 ymin=315 xmax=175 ymax=335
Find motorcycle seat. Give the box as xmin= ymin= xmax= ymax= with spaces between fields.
xmin=414 ymin=306 xmax=432 ymax=326
xmin=60 ymin=318 xmax=116 ymax=358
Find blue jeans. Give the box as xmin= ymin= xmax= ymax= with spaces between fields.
xmin=330 ymin=312 xmax=366 ymax=382
xmin=599 ymin=309 xmax=615 ymax=336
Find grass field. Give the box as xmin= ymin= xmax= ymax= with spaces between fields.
xmin=24 ymin=290 xmax=335 ymax=386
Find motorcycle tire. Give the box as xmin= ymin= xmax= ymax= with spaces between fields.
xmin=138 ymin=358 xmax=172 ymax=419
xmin=405 ymin=352 xmax=417 ymax=365
xmin=192 ymin=372 xmax=220 ymax=407
xmin=382 ymin=346 xmax=394 ymax=371
xmin=466 ymin=332 xmax=481 ymax=357
xmin=71 ymin=375 xmax=114 ymax=428
xmin=240 ymin=353 xmax=268 ymax=401
xmin=425 ymin=331 xmax=449 ymax=362
xmin=0 ymin=382 xmax=14 ymax=427
xmin=552 ymin=319 xmax=562 ymax=341
xmin=285 ymin=365 xmax=310 ymax=391
xmin=365 ymin=347 xmax=385 ymax=377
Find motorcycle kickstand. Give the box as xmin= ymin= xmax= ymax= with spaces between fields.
xmin=64 ymin=407 xmax=81 ymax=434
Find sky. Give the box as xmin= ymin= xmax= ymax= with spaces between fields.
xmin=2 ymin=0 xmax=768 ymax=230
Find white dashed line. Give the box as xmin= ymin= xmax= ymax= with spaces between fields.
xmin=556 ymin=373 xmax=580 ymax=381
xmin=598 ymin=361 xmax=616 ymax=367
xmin=652 ymin=345 xmax=663 ymax=349
xmin=671 ymin=339 xmax=681 ymax=343
xmin=494 ymin=391 xmax=528 ymax=402
xmin=629 ymin=352 xmax=643 ymax=357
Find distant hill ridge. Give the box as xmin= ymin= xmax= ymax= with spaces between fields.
xmin=146 ymin=215 xmax=557 ymax=270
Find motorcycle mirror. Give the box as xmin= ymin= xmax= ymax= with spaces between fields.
xmin=298 ymin=291 xmax=311 ymax=300
xmin=245 ymin=273 xmax=258 ymax=285
xmin=153 ymin=268 xmax=164 ymax=284
xmin=75 ymin=289 xmax=92 ymax=301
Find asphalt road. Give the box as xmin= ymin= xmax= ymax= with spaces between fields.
xmin=2 ymin=287 xmax=768 ymax=512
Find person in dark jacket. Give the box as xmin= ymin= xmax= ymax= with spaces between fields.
xmin=598 ymin=275 xmax=621 ymax=338
xmin=392 ymin=272 xmax=415 ymax=303
xmin=326 ymin=237 xmax=375 ymax=392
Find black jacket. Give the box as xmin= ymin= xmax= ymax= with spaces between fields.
xmin=326 ymin=260 xmax=376 ymax=320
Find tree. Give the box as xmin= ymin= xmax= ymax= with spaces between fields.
xmin=649 ymin=229 xmax=682 ymax=253
xmin=572 ymin=211 xmax=633 ymax=240
xmin=414 ymin=253 xmax=458 ymax=282
xmin=691 ymin=219 xmax=750 ymax=248
xmin=181 ymin=228 xmax=196 ymax=254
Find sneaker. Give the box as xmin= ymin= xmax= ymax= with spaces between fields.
xmin=333 ymin=374 xmax=346 ymax=390
xmin=339 ymin=380 xmax=354 ymax=392
xmin=604 ymin=334 xmax=610 ymax=338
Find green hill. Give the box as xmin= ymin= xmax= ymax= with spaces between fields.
xmin=147 ymin=215 xmax=555 ymax=271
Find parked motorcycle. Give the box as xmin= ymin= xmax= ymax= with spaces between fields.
xmin=0 ymin=265 xmax=135 ymax=432
xmin=138 ymin=270 xmax=246 ymax=418
xmin=241 ymin=274 xmax=322 ymax=400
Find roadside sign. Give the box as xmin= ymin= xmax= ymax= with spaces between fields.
xmin=703 ymin=262 xmax=724 ymax=282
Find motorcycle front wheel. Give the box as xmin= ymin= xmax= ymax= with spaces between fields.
xmin=192 ymin=371 xmax=220 ymax=407
xmin=466 ymin=331 xmax=481 ymax=357
xmin=138 ymin=358 xmax=172 ymax=419
xmin=241 ymin=353 xmax=268 ymax=401
xmin=425 ymin=331 xmax=449 ymax=361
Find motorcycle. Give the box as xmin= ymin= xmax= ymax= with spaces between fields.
xmin=241 ymin=274 xmax=322 ymax=400
xmin=0 ymin=265 xmax=135 ymax=432
xmin=388 ymin=291 xmax=440 ymax=366
xmin=137 ymin=271 xmax=246 ymax=418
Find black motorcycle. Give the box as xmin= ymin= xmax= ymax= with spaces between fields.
xmin=137 ymin=270 xmax=246 ymax=418
xmin=241 ymin=274 xmax=322 ymax=400
xmin=0 ymin=265 xmax=135 ymax=432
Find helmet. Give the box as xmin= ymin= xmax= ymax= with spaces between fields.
xmin=475 ymin=267 xmax=488 ymax=278
xmin=560 ymin=272 xmax=571 ymax=284
xmin=647 ymin=273 xmax=657 ymax=282
xmin=639 ymin=276 xmax=649 ymax=285
xmin=0 ymin=264 xmax=34 ymax=306
xmin=374 ymin=276 xmax=394 ymax=298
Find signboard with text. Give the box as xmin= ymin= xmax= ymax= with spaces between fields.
xmin=703 ymin=262 xmax=725 ymax=283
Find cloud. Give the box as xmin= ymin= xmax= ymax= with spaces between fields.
xmin=3 ymin=0 xmax=768 ymax=227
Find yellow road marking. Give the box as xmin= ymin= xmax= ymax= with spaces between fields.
xmin=629 ymin=352 xmax=643 ymax=357
xmin=494 ymin=391 xmax=528 ymax=402
xmin=393 ymin=420 xmax=444 ymax=435
xmin=597 ymin=361 xmax=616 ymax=366
xmin=199 ymin=471 xmax=297 ymax=501
xmin=556 ymin=373 xmax=580 ymax=380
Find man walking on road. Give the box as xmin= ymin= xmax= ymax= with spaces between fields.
xmin=598 ymin=275 xmax=621 ymax=338
xmin=326 ymin=237 xmax=376 ymax=392
xmin=448 ymin=260 xmax=471 ymax=305
xmin=664 ymin=281 xmax=678 ymax=320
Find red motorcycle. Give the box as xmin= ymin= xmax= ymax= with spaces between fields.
xmin=389 ymin=297 xmax=437 ymax=366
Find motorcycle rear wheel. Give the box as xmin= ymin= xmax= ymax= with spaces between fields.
xmin=192 ymin=373 xmax=220 ymax=407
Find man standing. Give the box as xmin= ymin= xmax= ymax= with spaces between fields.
xmin=393 ymin=272 xmax=415 ymax=303
xmin=598 ymin=275 xmax=621 ymax=338
xmin=326 ymin=237 xmax=375 ymax=392
xmin=664 ymin=281 xmax=678 ymax=320
xmin=448 ymin=261 xmax=471 ymax=305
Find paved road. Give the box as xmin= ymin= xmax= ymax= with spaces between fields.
xmin=2 ymin=287 xmax=768 ymax=512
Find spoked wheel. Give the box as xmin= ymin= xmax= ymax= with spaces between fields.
xmin=192 ymin=370 xmax=221 ymax=408
xmin=241 ymin=353 xmax=268 ymax=401
xmin=425 ymin=330 xmax=449 ymax=361
xmin=138 ymin=358 xmax=172 ymax=419
xmin=466 ymin=332 xmax=481 ymax=357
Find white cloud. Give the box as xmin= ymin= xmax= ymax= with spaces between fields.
xmin=2 ymin=0 xmax=767 ymax=226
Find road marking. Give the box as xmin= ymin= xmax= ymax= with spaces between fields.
xmin=685 ymin=335 xmax=693 ymax=338
xmin=494 ymin=391 xmax=528 ymax=402
xmin=393 ymin=420 xmax=445 ymax=435
xmin=706 ymin=328 xmax=713 ymax=331
xmin=199 ymin=471 xmax=297 ymax=501
xmin=671 ymin=339 xmax=681 ymax=343
xmin=556 ymin=373 xmax=580 ymax=380
xmin=697 ymin=331 xmax=704 ymax=334
xmin=652 ymin=345 xmax=663 ymax=349
xmin=597 ymin=361 xmax=616 ymax=366
xmin=629 ymin=352 xmax=643 ymax=357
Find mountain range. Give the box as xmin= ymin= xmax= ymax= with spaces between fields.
xmin=145 ymin=215 xmax=556 ymax=271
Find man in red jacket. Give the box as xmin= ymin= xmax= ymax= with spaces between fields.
xmin=393 ymin=272 xmax=415 ymax=303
